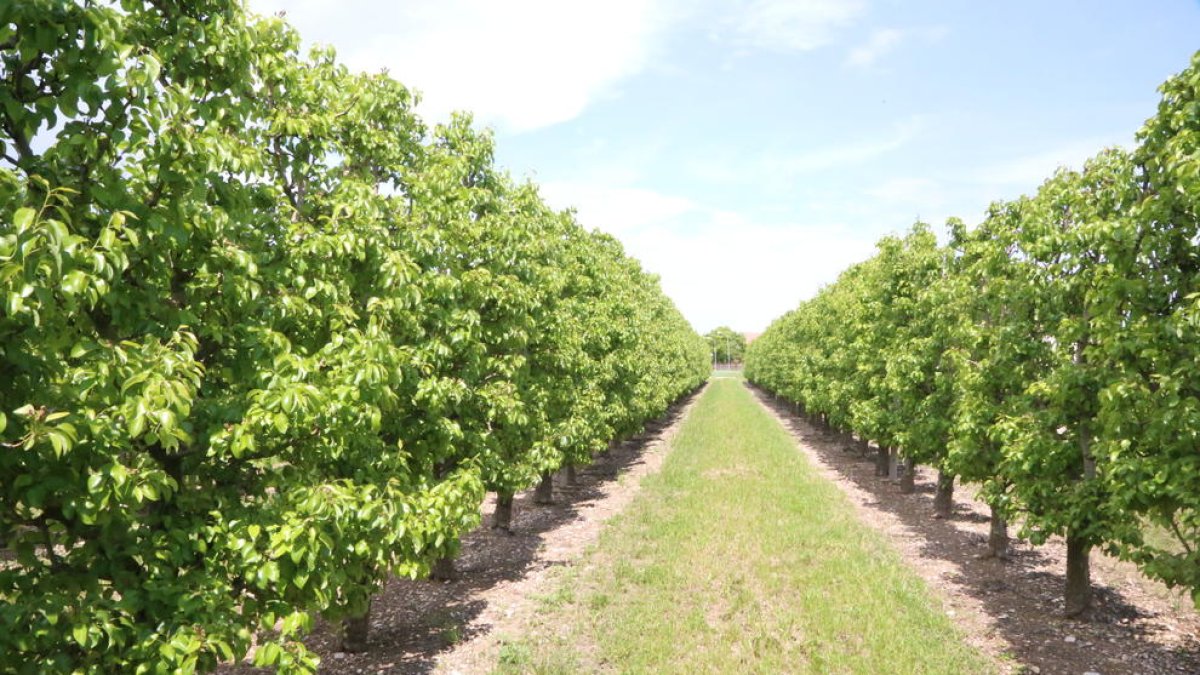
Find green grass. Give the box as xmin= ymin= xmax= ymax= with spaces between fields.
xmin=495 ymin=379 xmax=995 ymax=674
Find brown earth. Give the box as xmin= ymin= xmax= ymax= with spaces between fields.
xmin=749 ymin=384 xmax=1200 ymax=675
xmin=222 ymin=386 xmax=703 ymax=674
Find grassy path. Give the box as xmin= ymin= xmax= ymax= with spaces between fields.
xmin=494 ymin=378 xmax=995 ymax=674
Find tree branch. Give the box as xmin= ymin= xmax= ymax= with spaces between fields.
xmin=0 ymin=108 xmax=35 ymax=166
xmin=1169 ymin=513 xmax=1194 ymax=555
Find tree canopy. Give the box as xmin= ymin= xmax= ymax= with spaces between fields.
xmin=0 ymin=2 xmax=709 ymax=671
xmin=705 ymin=326 xmax=747 ymax=365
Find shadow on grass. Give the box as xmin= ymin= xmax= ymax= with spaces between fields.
xmin=747 ymin=383 xmax=1200 ymax=675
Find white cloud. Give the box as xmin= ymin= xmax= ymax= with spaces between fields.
xmin=972 ymin=136 xmax=1134 ymax=188
xmin=629 ymin=216 xmax=879 ymax=333
xmin=866 ymin=177 xmax=946 ymax=207
xmin=733 ymin=0 xmax=868 ymax=52
xmin=683 ymin=118 xmax=924 ymax=193
xmin=766 ymin=116 xmax=923 ymax=175
xmin=846 ymin=28 xmax=904 ymax=67
xmin=539 ymin=182 xmax=697 ymax=236
xmin=844 ymin=25 xmax=950 ymax=68
xmin=248 ymin=0 xmax=672 ymax=132
xmin=538 ymin=179 xmax=879 ymax=332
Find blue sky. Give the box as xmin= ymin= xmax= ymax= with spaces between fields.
xmin=248 ymin=0 xmax=1200 ymax=333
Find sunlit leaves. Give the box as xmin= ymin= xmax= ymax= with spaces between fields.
xmin=748 ymin=50 xmax=1200 ymax=608
xmin=0 ymin=1 xmax=706 ymax=672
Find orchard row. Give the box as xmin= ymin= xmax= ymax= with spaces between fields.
xmin=747 ymin=50 xmax=1200 ymax=618
xmin=0 ymin=2 xmax=709 ymax=672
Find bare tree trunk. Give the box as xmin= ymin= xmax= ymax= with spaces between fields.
xmin=340 ymin=598 xmax=372 ymax=653
xmin=933 ymin=471 xmax=954 ymax=518
xmin=492 ymin=491 xmax=514 ymax=532
xmin=875 ymin=445 xmax=890 ymax=477
xmin=857 ymin=437 xmax=870 ymax=457
xmin=840 ymin=429 xmax=856 ymax=452
xmin=987 ymin=505 xmax=1010 ymax=560
xmin=1064 ymin=532 xmax=1091 ymax=617
xmin=888 ymin=448 xmax=900 ymax=480
xmin=533 ymin=471 xmax=554 ymax=505
xmin=429 ymin=554 xmax=458 ymax=582
xmin=898 ymin=456 xmax=916 ymax=494
xmin=1065 ymin=329 xmax=1094 ymax=618
xmin=564 ymin=463 xmax=577 ymax=486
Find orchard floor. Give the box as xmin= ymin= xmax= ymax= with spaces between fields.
xmin=228 ymin=377 xmax=1200 ymax=674
xmin=751 ymin=385 xmax=1200 ymax=675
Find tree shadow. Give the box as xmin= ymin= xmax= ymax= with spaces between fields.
xmin=225 ymin=387 xmax=702 ymax=674
xmin=748 ymin=384 xmax=1200 ymax=675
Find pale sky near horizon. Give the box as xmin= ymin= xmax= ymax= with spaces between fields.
xmin=247 ymin=0 xmax=1200 ymax=334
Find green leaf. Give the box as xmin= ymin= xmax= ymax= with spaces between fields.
xmin=72 ymin=624 xmax=88 ymax=647
xmin=128 ymin=411 xmax=146 ymax=438
xmin=61 ymin=270 xmax=89 ymax=296
xmin=13 ymin=207 xmax=35 ymax=233
xmin=253 ymin=641 xmax=281 ymax=667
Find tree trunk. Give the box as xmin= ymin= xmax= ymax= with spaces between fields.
xmin=857 ymin=437 xmax=870 ymax=457
xmin=840 ymin=430 xmax=856 ymax=451
xmin=898 ymin=456 xmax=916 ymax=494
xmin=492 ymin=491 xmax=514 ymax=532
xmin=1066 ymin=323 xmax=1095 ymax=618
xmin=533 ymin=471 xmax=554 ymax=504
xmin=429 ymin=554 xmax=458 ymax=582
xmin=933 ymin=471 xmax=954 ymax=518
xmin=987 ymin=505 xmax=1009 ymax=560
xmin=1064 ymin=532 xmax=1092 ymax=617
xmin=564 ymin=463 xmax=577 ymax=486
xmin=888 ymin=448 xmax=900 ymax=480
xmin=875 ymin=445 xmax=889 ymax=477
xmin=340 ymin=598 xmax=372 ymax=653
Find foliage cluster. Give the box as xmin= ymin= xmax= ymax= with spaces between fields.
xmin=0 ymin=2 xmax=709 ymax=671
xmin=746 ymin=50 xmax=1200 ymax=615
xmin=704 ymin=325 xmax=746 ymax=365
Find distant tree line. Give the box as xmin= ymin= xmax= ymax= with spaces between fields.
xmin=706 ymin=326 xmax=747 ymax=365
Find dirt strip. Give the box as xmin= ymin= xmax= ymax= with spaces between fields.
xmin=221 ymin=385 xmax=705 ymax=675
xmin=749 ymin=384 xmax=1200 ymax=675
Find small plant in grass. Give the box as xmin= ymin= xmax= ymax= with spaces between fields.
xmin=497 ymin=640 xmax=533 ymax=666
